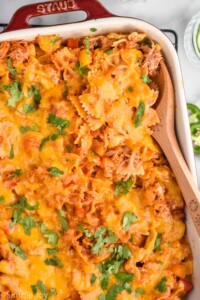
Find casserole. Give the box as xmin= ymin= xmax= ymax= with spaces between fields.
xmin=0 ymin=0 xmax=199 ymax=298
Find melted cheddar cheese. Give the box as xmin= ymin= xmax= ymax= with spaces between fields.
xmin=0 ymin=32 xmax=193 ymax=300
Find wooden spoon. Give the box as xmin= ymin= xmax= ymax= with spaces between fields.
xmin=152 ymin=60 xmax=200 ymax=236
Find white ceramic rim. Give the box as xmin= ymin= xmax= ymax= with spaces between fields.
xmin=0 ymin=16 xmax=199 ymax=298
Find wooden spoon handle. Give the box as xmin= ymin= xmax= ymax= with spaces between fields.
xmin=155 ymin=133 xmax=200 ymax=236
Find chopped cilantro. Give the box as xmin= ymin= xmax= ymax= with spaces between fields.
xmin=135 ymin=101 xmax=145 ymax=128
xmin=12 ymin=169 xmax=22 ymax=178
xmin=0 ymin=196 xmax=5 ymax=203
xmin=47 ymin=248 xmax=59 ymax=255
xmin=114 ymin=177 xmax=135 ymax=197
xmin=99 ymin=294 xmax=106 ymax=300
xmin=3 ymin=80 xmax=24 ymax=107
xmin=49 ymin=288 xmax=57 ymax=296
xmin=90 ymin=273 xmax=97 ymax=286
xmin=44 ymin=256 xmax=63 ymax=267
xmin=47 ymin=113 xmax=69 ymax=131
xmin=50 ymin=38 xmax=58 ymax=45
xmin=138 ymin=37 xmax=152 ymax=48
xmin=19 ymin=124 xmax=38 ymax=134
xmin=9 ymin=242 xmax=27 ymax=260
xmin=90 ymin=27 xmax=97 ymax=32
xmin=20 ymin=215 xmax=38 ymax=235
xmin=135 ymin=287 xmax=145 ymax=297
xmin=106 ymin=284 xmax=124 ymax=300
xmin=92 ymin=227 xmax=118 ymax=255
xmin=168 ymin=242 xmax=172 ymax=248
xmin=9 ymin=210 xmax=22 ymax=228
xmin=122 ymin=212 xmax=138 ymax=231
xmin=76 ymin=61 xmax=88 ymax=76
xmin=113 ymin=244 xmax=133 ymax=260
xmin=10 ymin=196 xmax=39 ymax=211
xmin=155 ymin=277 xmax=167 ymax=293
xmin=66 ymin=144 xmax=73 ymax=152
xmin=129 ymin=234 xmax=134 ymax=243
xmin=41 ymin=224 xmax=59 ymax=245
xmin=154 ymin=233 xmax=162 ymax=251
xmin=104 ymin=49 xmax=113 ymax=55
xmin=28 ymin=86 xmax=41 ymax=105
xmin=115 ymin=272 xmax=134 ymax=283
xmin=31 ymin=285 xmax=37 ymax=295
xmin=48 ymin=167 xmax=64 ymax=177
xmin=39 ymin=135 xmax=50 ymax=151
xmin=141 ymin=74 xmax=152 ymax=84
xmin=9 ymin=144 xmax=14 ymax=159
xmin=51 ymin=130 xmax=65 ymax=141
xmin=100 ymin=275 xmax=109 ymax=290
xmin=76 ymin=224 xmax=93 ymax=238
xmin=128 ymin=86 xmax=134 ymax=93
xmin=63 ymin=80 xmax=68 ymax=97
xmin=7 ymin=58 xmax=17 ymax=77
xmin=23 ymin=103 xmax=37 ymax=114
xmin=37 ymin=280 xmax=48 ymax=300
xmin=84 ymin=37 xmax=90 ymax=54
xmin=58 ymin=209 xmax=68 ymax=231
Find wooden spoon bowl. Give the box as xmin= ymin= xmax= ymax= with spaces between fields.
xmin=152 ymin=60 xmax=200 ymax=236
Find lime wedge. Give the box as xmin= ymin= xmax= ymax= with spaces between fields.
xmin=196 ymin=24 xmax=200 ymax=52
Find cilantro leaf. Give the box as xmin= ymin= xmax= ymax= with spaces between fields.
xmin=47 ymin=248 xmax=59 ymax=255
xmin=9 ymin=144 xmax=14 ymax=159
xmin=115 ymin=272 xmax=134 ymax=283
xmin=106 ymin=284 xmax=123 ymax=300
xmin=154 ymin=233 xmax=162 ymax=251
xmin=135 ymin=287 xmax=145 ymax=297
xmin=20 ymin=215 xmax=38 ymax=235
xmin=19 ymin=124 xmax=38 ymax=134
xmin=31 ymin=285 xmax=37 ymax=295
xmin=37 ymin=280 xmax=48 ymax=300
xmin=100 ymin=275 xmax=109 ymax=290
xmin=0 ymin=196 xmax=5 ymax=203
xmin=135 ymin=101 xmax=145 ymax=128
xmin=47 ymin=113 xmax=69 ymax=131
xmin=155 ymin=277 xmax=167 ymax=293
xmin=48 ymin=167 xmax=64 ymax=177
xmin=12 ymin=169 xmax=22 ymax=178
xmin=41 ymin=224 xmax=59 ymax=245
xmin=76 ymin=224 xmax=93 ymax=238
xmin=9 ymin=210 xmax=22 ymax=228
xmin=84 ymin=37 xmax=90 ymax=54
xmin=128 ymin=86 xmax=134 ymax=93
xmin=7 ymin=58 xmax=17 ymax=77
xmin=92 ymin=227 xmax=118 ymax=255
xmin=90 ymin=273 xmax=97 ymax=286
xmin=114 ymin=245 xmax=133 ymax=260
xmin=66 ymin=144 xmax=73 ymax=153
xmin=49 ymin=288 xmax=57 ymax=296
xmin=44 ymin=256 xmax=63 ymax=267
xmin=58 ymin=209 xmax=68 ymax=231
xmin=63 ymin=80 xmax=68 ymax=97
xmin=122 ymin=212 xmax=138 ymax=231
xmin=51 ymin=130 xmax=65 ymax=141
xmin=141 ymin=74 xmax=152 ymax=84
xmin=114 ymin=177 xmax=134 ymax=197
xmin=104 ymin=49 xmax=113 ymax=55
xmin=90 ymin=28 xmax=97 ymax=32
xmin=138 ymin=37 xmax=152 ymax=48
xmin=39 ymin=135 xmax=50 ymax=151
xmin=9 ymin=242 xmax=27 ymax=260
xmin=76 ymin=61 xmax=88 ymax=76
xmin=3 ymin=81 xmax=24 ymax=107
xmin=28 ymin=86 xmax=41 ymax=105
xmin=99 ymin=294 xmax=106 ymax=300
xmin=23 ymin=103 xmax=37 ymax=114
xmin=10 ymin=196 xmax=39 ymax=211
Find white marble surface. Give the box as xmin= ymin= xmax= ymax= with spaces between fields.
xmin=0 ymin=0 xmax=200 ymax=185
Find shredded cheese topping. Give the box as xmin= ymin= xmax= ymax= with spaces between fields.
xmin=0 ymin=32 xmax=193 ymax=300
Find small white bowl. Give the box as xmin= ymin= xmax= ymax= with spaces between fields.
xmin=193 ymin=18 xmax=200 ymax=59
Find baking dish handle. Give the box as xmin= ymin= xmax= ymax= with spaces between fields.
xmin=3 ymin=0 xmax=114 ymax=33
